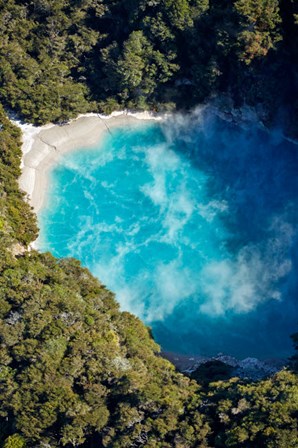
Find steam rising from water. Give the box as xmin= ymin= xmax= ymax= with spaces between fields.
xmin=37 ymin=107 xmax=298 ymax=358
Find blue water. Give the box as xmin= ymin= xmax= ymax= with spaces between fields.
xmin=38 ymin=108 xmax=298 ymax=359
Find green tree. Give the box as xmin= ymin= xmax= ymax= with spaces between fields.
xmin=114 ymin=30 xmax=178 ymax=106
xmin=206 ymin=370 xmax=298 ymax=447
xmin=235 ymin=0 xmax=282 ymax=64
xmin=3 ymin=434 xmax=26 ymax=448
xmin=164 ymin=0 xmax=193 ymax=30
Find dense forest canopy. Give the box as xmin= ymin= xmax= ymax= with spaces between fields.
xmin=0 ymin=0 xmax=297 ymax=447
xmin=0 ymin=0 xmax=297 ymax=134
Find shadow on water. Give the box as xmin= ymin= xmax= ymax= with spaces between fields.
xmin=162 ymin=109 xmax=298 ymax=243
xmin=156 ymin=108 xmax=298 ymax=358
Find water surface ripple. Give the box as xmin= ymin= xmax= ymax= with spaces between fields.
xmin=38 ymin=109 xmax=298 ymax=358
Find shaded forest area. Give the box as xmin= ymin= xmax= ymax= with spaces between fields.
xmin=0 ymin=0 xmax=297 ymax=135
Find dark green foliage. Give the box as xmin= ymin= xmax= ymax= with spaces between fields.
xmin=0 ymin=0 xmax=296 ymax=133
xmin=234 ymin=0 xmax=282 ymax=64
xmin=0 ymin=3 xmax=297 ymax=448
xmin=0 ymin=251 xmax=210 ymax=447
xmin=204 ymin=371 xmax=298 ymax=447
xmin=191 ymin=361 xmax=233 ymax=385
xmin=0 ymin=0 xmax=99 ymax=123
xmin=0 ymin=105 xmax=38 ymax=247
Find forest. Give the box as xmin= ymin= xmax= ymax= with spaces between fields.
xmin=0 ymin=0 xmax=297 ymax=134
xmin=0 ymin=0 xmax=297 ymax=447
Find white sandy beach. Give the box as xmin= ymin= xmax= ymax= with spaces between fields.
xmin=18 ymin=111 xmax=165 ymax=213
xmin=18 ymin=104 xmax=279 ymax=215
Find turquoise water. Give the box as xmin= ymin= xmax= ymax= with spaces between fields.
xmin=38 ymin=109 xmax=298 ymax=358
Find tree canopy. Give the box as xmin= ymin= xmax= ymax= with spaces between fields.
xmin=0 ymin=1 xmax=297 ymax=446
xmin=0 ymin=0 xmax=296 ymax=134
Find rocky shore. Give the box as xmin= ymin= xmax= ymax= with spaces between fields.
xmin=162 ymin=351 xmax=286 ymax=381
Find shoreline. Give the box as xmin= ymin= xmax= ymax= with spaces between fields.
xmin=17 ymin=103 xmax=297 ymax=215
xmin=15 ymin=108 xmax=291 ymax=377
xmin=17 ymin=111 xmax=166 ymax=214
xmin=162 ymin=351 xmax=287 ymax=380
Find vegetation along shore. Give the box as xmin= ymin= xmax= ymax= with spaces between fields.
xmin=0 ymin=0 xmax=297 ymax=447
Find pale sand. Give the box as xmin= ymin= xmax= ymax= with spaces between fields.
xmin=18 ymin=112 xmax=165 ymax=213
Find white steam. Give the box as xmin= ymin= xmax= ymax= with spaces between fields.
xmin=40 ymin=106 xmax=297 ymax=332
xmin=200 ymin=218 xmax=294 ymax=316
